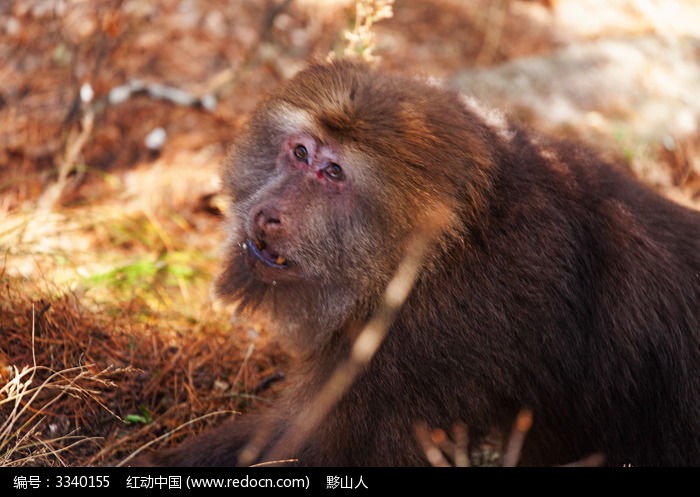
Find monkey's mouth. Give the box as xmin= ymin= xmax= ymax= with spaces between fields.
xmin=245 ymin=238 xmax=289 ymax=269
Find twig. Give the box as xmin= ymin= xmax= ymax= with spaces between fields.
xmin=339 ymin=0 xmax=395 ymax=64
xmin=37 ymin=87 xmax=95 ymax=213
xmin=414 ymin=422 xmax=452 ymax=467
xmin=475 ymin=0 xmax=508 ymax=66
xmin=502 ymin=408 xmax=533 ymax=466
xmin=117 ymin=410 xmax=237 ymax=467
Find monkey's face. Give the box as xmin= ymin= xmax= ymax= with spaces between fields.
xmin=236 ymin=130 xmax=356 ymax=283
xmin=223 ymin=107 xmax=397 ymax=292
xmin=215 ymin=115 xmax=400 ymax=341
xmin=214 ymin=61 xmax=494 ymax=343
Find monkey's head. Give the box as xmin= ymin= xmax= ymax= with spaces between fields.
xmin=215 ymin=60 xmax=497 ymax=352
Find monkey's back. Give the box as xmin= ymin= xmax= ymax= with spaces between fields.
xmin=380 ymin=126 xmax=700 ymax=466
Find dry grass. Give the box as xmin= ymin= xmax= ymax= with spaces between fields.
xmin=0 ymin=277 xmax=288 ymax=467
xmin=0 ymin=312 xmax=123 ymax=467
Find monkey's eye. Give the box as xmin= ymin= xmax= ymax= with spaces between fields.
xmin=324 ymin=162 xmax=345 ymax=181
xmin=293 ymin=144 xmax=308 ymax=161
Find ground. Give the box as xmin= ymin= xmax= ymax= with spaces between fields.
xmin=0 ymin=0 xmax=698 ymax=467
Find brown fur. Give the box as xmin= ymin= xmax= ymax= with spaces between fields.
xmin=134 ymin=60 xmax=700 ymax=467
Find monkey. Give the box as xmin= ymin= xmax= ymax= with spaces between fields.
xmin=132 ymin=59 xmax=700 ymax=467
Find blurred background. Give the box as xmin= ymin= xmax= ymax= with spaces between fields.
xmin=1 ymin=0 xmax=698 ymax=466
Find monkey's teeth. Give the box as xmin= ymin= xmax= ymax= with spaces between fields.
xmin=248 ymin=238 xmax=287 ymax=267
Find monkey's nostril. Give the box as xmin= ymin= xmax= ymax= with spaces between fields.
xmin=256 ymin=208 xmax=282 ymax=234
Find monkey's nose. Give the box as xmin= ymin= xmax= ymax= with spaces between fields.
xmin=255 ymin=206 xmax=282 ymax=236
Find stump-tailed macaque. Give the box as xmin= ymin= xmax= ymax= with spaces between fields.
xmin=134 ymin=60 xmax=700 ymax=467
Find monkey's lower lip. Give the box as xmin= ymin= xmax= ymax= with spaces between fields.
xmin=245 ymin=238 xmax=289 ymax=269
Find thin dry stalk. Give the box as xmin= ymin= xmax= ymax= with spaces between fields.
xmin=37 ymin=88 xmax=95 ymax=213
xmin=562 ymin=452 xmax=607 ymax=467
xmin=501 ymin=408 xmax=533 ymax=466
xmin=475 ymin=0 xmax=508 ymax=66
xmin=340 ymin=0 xmax=394 ymax=64
xmin=117 ymin=410 xmax=237 ymax=467
xmin=9 ymin=432 xmax=98 ymax=467
xmin=414 ymin=423 xmax=453 ymax=467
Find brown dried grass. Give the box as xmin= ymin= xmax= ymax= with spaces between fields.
xmin=0 ymin=277 xmax=288 ymax=467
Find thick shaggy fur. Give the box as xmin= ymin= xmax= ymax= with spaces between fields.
xmin=136 ymin=60 xmax=700 ymax=467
